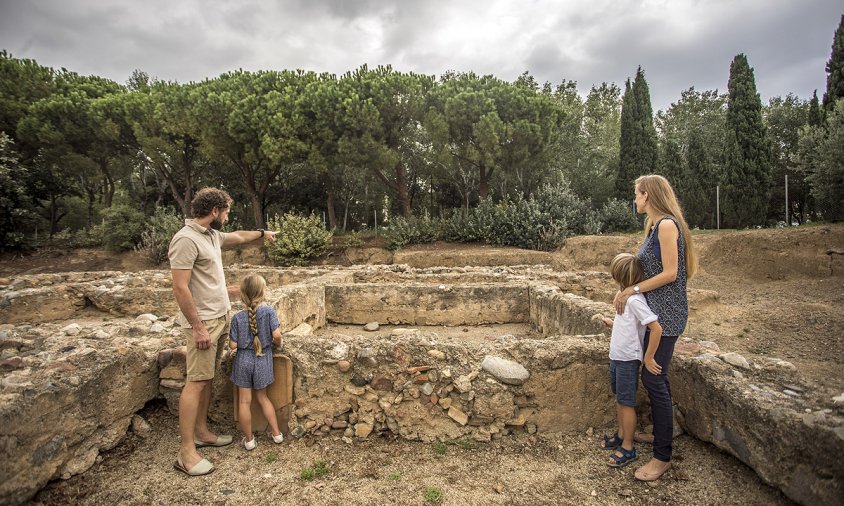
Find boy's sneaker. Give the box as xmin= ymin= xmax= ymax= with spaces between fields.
xmin=271 ymin=432 xmax=284 ymax=444
xmin=242 ymin=437 xmax=257 ymax=451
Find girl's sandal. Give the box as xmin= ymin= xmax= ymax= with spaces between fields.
xmin=607 ymin=446 xmax=638 ymax=468
xmin=600 ymin=432 xmax=624 ymax=450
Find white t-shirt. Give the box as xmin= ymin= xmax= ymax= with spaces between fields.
xmin=609 ymin=293 xmax=659 ymax=361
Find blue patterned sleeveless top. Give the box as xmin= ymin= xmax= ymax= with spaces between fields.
xmin=637 ymin=216 xmax=688 ymax=337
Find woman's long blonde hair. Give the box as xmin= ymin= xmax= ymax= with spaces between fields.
xmin=240 ymin=274 xmax=267 ymax=356
xmin=635 ymin=174 xmax=698 ymax=279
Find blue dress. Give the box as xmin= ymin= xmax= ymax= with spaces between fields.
xmin=229 ymin=305 xmax=280 ymax=389
xmin=637 ymin=215 xmax=688 ymax=337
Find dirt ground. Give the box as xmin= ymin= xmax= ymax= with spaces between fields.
xmin=30 ymin=399 xmax=789 ymax=506
xmin=6 ymin=224 xmax=844 ymax=505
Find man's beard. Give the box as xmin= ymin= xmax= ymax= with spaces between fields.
xmin=210 ymin=217 xmax=224 ymax=230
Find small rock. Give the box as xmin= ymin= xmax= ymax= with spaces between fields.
xmin=342 ymin=436 xmax=352 ymax=444
xmin=355 ymin=422 xmax=373 ymax=438
xmin=833 ymin=393 xmax=844 ymax=405
xmin=438 ymin=398 xmax=453 ymax=409
xmin=620 ymin=489 xmax=633 ymax=497
xmin=420 ymin=383 xmax=434 ymax=396
xmin=338 ymin=360 xmax=351 ymax=373
xmin=720 ymin=352 xmax=750 ymax=369
xmin=131 ymin=415 xmax=151 ymax=437
xmin=149 ymin=323 xmax=165 ymax=333
xmin=699 ymin=340 xmax=720 ymax=352
xmin=674 ymin=343 xmax=702 ymax=356
xmin=481 ymin=355 xmax=530 ymax=385
xmin=370 ymin=375 xmax=393 ymax=391
xmin=783 ymin=384 xmax=804 ymax=393
xmin=329 ymin=342 xmax=349 ymax=360
xmin=61 ymin=323 xmax=81 ymax=336
xmin=591 ymin=490 xmax=597 ymax=497
xmin=453 ymin=375 xmax=473 ymax=393
xmin=391 ymin=328 xmax=418 ymax=336
xmin=783 ymin=389 xmax=800 ymax=397
xmin=351 ymin=374 xmax=370 ymax=387
xmin=363 ymin=322 xmax=379 ymax=332
xmin=91 ymin=330 xmax=110 ymax=339
xmin=447 ymin=407 xmax=469 ymax=426
xmin=344 ymin=427 xmax=354 ymax=438
xmin=492 ymin=483 xmax=504 ymax=494
xmin=427 ymin=350 xmax=445 ymax=360
xmin=586 ymin=427 xmax=594 ymax=436
xmin=331 ymin=420 xmax=348 ymax=429
xmin=344 ymin=385 xmax=366 ymax=396
xmin=526 ymin=424 xmax=537 ymax=434
xmin=776 ymin=361 xmax=797 ymax=371
xmin=136 ymin=314 xmax=158 ymax=322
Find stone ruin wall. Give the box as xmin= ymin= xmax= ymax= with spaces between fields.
xmin=0 ymin=265 xmax=842 ymax=506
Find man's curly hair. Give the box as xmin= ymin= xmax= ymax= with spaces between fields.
xmin=191 ymin=188 xmax=233 ymax=218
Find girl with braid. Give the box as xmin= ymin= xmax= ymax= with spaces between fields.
xmin=228 ymin=274 xmax=284 ymax=450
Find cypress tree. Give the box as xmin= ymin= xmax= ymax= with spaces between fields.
xmin=822 ymin=15 xmax=844 ymax=114
xmin=685 ymin=130 xmax=715 ymax=228
xmin=721 ymin=54 xmax=772 ymax=228
xmin=616 ymin=67 xmax=658 ymax=198
xmin=808 ymin=90 xmax=823 ymax=127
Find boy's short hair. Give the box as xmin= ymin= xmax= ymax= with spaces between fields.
xmin=191 ymin=188 xmax=233 ymax=218
xmin=610 ymin=253 xmax=645 ymax=289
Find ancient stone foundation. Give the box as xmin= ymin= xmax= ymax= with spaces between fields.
xmin=1 ymin=265 xmax=841 ymax=505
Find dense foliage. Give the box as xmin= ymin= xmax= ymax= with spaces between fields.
xmin=1 ymin=19 xmax=842 ymax=254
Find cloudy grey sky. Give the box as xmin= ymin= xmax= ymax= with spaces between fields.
xmin=1 ymin=0 xmax=841 ymax=111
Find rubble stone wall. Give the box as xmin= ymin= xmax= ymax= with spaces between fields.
xmin=325 ymin=284 xmax=530 ymax=325
xmin=0 ymin=323 xmax=177 ymax=505
xmin=672 ymin=356 xmax=843 ymax=506
xmin=529 ymin=284 xmax=610 ymax=336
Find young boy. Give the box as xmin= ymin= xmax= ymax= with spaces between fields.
xmin=600 ymin=253 xmax=663 ymax=467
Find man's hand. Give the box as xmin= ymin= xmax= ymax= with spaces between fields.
xmin=601 ymin=317 xmax=613 ymax=327
xmin=264 ymin=230 xmax=279 ymax=242
xmin=193 ymin=324 xmax=211 ymax=350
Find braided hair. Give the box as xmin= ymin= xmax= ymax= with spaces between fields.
xmin=239 ymin=274 xmax=267 ymax=356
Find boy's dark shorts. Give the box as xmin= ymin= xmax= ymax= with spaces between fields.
xmin=609 ymin=359 xmax=641 ymax=407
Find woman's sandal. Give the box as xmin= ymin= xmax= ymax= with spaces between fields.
xmin=607 ymin=446 xmax=638 ymax=468
xmin=600 ymin=432 xmax=624 ymax=450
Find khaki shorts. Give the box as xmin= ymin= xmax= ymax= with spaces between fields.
xmin=184 ymin=314 xmax=230 ymax=382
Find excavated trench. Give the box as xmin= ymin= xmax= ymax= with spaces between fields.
xmin=0 ymin=265 xmax=841 ymax=505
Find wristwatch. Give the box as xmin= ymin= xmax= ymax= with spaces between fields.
xmin=633 ymin=285 xmax=641 ymax=294
xmin=258 ymin=229 xmax=265 ymax=238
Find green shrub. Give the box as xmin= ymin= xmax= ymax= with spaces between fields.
xmin=265 ymin=213 xmax=333 ymax=266
xmin=135 ymin=207 xmax=185 ymax=265
xmin=432 ymin=441 xmax=447 ymax=456
xmin=101 ymin=204 xmax=146 ymax=251
xmin=423 ymin=486 xmax=443 ymax=504
xmin=313 ymin=460 xmax=330 ymax=477
xmin=533 ymin=182 xmax=601 ymax=236
xmin=599 ymin=198 xmax=639 ymax=233
xmin=383 ymin=215 xmax=437 ymax=251
xmin=49 ymin=223 xmax=106 ymax=249
xmin=340 ymin=231 xmax=364 ymax=249
xmin=300 ymin=467 xmax=314 ymax=480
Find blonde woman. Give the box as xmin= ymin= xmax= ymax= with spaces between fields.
xmin=228 ymin=274 xmax=285 ymax=450
xmin=613 ymin=174 xmax=698 ymax=482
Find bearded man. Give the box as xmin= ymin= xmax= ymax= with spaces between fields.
xmin=168 ymin=187 xmax=277 ymax=476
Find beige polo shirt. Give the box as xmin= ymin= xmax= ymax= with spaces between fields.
xmin=168 ymin=219 xmax=231 ymax=327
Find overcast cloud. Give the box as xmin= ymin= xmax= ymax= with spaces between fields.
xmin=1 ymin=0 xmax=841 ymax=111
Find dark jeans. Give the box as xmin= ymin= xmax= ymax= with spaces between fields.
xmin=641 ymin=332 xmax=678 ymax=462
